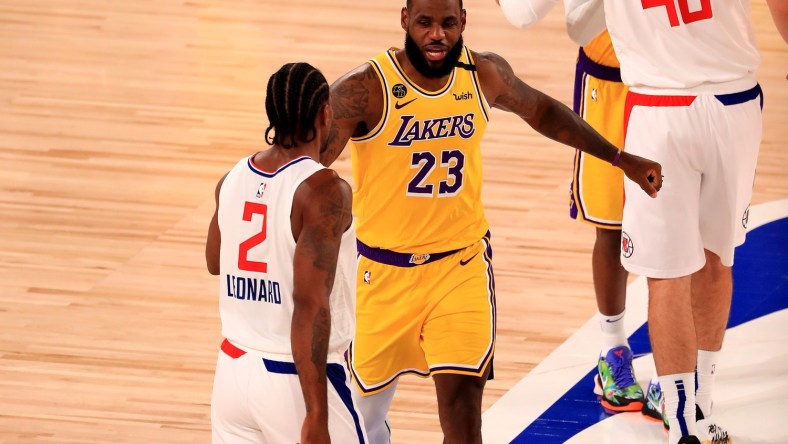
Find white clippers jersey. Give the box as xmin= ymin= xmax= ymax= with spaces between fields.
xmin=217 ymin=155 xmax=357 ymax=362
xmin=603 ymin=0 xmax=760 ymax=94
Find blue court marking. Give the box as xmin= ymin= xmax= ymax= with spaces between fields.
xmin=511 ymin=217 xmax=788 ymax=443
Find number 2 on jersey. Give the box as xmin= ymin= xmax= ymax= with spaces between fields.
xmin=642 ymin=0 xmax=712 ymax=27
xmin=238 ymin=201 xmax=267 ymax=272
xmin=407 ymin=149 xmax=465 ymax=197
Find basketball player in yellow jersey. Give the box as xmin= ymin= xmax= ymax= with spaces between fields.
xmin=570 ymin=31 xmax=654 ymax=416
xmin=497 ymin=0 xmax=656 ymax=417
xmin=321 ymin=0 xmax=662 ymax=442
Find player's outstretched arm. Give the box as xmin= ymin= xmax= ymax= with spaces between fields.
xmin=476 ymin=51 xmax=662 ymax=197
xmin=291 ymin=169 xmax=353 ymax=443
xmin=320 ymin=64 xmax=384 ymax=167
xmin=497 ymin=0 xmax=559 ymax=29
xmin=564 ymin=0 xmax=605 ymax=45
xmin=205 ymin=172 xmax=228 ymax=275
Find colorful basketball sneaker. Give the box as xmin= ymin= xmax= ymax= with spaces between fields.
xmin=595 ymin=345 xmax=644 ymax=412
xmin=642 ymin=379 xmax=669 ymax=429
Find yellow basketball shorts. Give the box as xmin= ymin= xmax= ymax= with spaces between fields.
xmin=569 ymin=49 xmax=628 ymax=229
xmin=349 ymin=235 xmax=496 ymax=396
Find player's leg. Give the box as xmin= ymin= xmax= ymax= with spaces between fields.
xmin=351 ymin=256 xmax=431 ymax=442
xmin=593 ymin=226 xmax=643 ymax=412
xmin=648 ymin=275 xmax=699 ymax=443
xmin=593 ymin=227 xmax=627 ymax=317
xmin=570 ymin=68 xmax=642 ymax=411
xmin=622 ymin=96 xmax=708 ymax=443
xmin=690 ymin=89 xmax=761 ymax=444
xmin=210 ymin=346 xmax=265 ymax=443
xmin=422 ymin=236 xmax=496 ymax=442
xmin=326 ymin=363 xmax=369 ymax=443
xmin=433 ymin=367 xmax=491 ymax=443
xmin=350 ymin=379 xmax=397 ymax=444
xmin=690 ymin=250 xmax=732 ymax=444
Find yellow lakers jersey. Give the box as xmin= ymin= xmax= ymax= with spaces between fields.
xmin=350 ymin=47 xmax=490 ymax=253
xmin=583 ymin=30 xmax=619 ymax=68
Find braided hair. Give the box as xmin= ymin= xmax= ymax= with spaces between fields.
xmin=264 ymin=62 xmax=329 ymax=149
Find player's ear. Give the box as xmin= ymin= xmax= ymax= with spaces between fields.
xmin=401 ymin=7 xmax=408 ymax=31
xmin=318 ymin=102 xmax=331 ymax=131
xmin=460 ymin=8 xmax=466 ymax=32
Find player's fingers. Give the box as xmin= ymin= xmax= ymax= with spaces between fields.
xmin=642 ymin=174 xmax=657 ymax=198
xmin=653 ymin=171 xmax=663 ymax=192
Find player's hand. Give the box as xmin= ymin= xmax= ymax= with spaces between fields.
xmin=618 ymin=151 xmax=662 ymax=198
xmin=299 ymin=415 xmax=331 ymax=444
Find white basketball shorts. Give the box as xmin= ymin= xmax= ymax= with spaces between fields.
xmin=211 ymin=339 xmax=367 ymax=443
xmin=621 ymin=85 xmax=762 ymax=278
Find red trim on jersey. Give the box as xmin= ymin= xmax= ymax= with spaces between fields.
xmin=221 ymin=338 xmax=247 ymax=358
xmin=623 ymin=91 xmax=696 ymax=141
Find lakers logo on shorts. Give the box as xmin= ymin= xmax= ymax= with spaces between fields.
xmin=409 ymin=253 xmax=431 ymax=265
xmin=621 ymin=232 xmax=634 ymax=258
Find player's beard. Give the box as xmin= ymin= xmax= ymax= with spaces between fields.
xmin=404 ymin=33 xmax=463 ymax=79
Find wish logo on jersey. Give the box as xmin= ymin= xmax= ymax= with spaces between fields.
xmin=388 ymin=113 xmax=476 ymax=147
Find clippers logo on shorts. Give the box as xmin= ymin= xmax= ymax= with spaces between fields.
xmin=409 ymin=253 xmax=430 ymax=265
xmin=742 ymin=205 xmax=750 ymax=228
xmin=363 ymin=270 xmax=371 ymax=284
xmin=621 ymin=232 xmax=634 ymax=258
xmin=255 ymin=182 xmax=267 ymax=199
xmin=392 ymin=83 xmax=407 ymax=99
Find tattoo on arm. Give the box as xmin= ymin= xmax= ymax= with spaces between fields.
xmin=310 ymin=307 xmax=330 ymax=373
xmin=485 ymin=52 xmax=615 ymax=161
xmin=331 ymin=72 xmax=371 ymax=120
xmin=321 ymin=67 xmax=378 ymax=165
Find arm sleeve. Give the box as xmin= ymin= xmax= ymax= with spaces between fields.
xmin=498 ymin=0 xmax=560 ymax=29
xmin=563 ymin=0 xmax=606 ymax=46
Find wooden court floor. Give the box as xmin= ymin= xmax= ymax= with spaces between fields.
xmin=0 ymin=1 xmax=785 ymax=442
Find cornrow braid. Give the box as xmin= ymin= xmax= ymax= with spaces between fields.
xmin=264 ymin=62 xmax=329 ymax=149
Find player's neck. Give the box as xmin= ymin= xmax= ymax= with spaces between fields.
xmin=252 ymin=145 xmax=318 ymax=171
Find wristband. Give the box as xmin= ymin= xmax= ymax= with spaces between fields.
xmin=611 ymin=148 xmax=622 ymax=166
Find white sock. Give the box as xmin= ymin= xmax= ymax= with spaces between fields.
xmin=659 ymin=372 xmax=697 ymax=444
xmin=599 ymin=310 xmax=628 ymax=355
xmin=696 ymin=349 xmax=719 ymax=418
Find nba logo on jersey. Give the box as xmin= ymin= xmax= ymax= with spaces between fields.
xmin=255 ymin=182 xmax=267 ymax=199
xmin=363 ymin=270 xmax=371 ymax=284
xmin=621 ymin=232 xmax=634 ymax=258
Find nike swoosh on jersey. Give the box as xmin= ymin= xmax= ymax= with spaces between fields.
xmin=394 ymin=98 xmax=417 ymax=109
xmin=459 ymin=252 xmax=478 ymax=266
